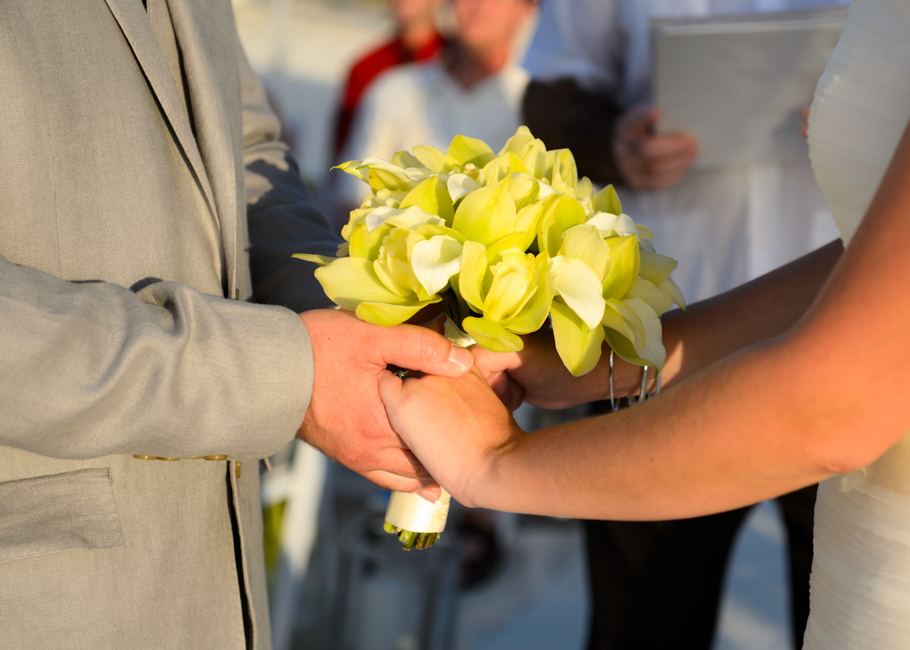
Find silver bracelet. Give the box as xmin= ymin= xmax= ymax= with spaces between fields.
xmin=609 ymin=350 xmax=661 ymax=413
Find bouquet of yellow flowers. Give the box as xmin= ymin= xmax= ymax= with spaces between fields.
xmin=297 ymin=126 xmax=685 ymax=549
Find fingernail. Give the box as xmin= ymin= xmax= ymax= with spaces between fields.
xmin=448 ymin=344 xmax=472 ymax=371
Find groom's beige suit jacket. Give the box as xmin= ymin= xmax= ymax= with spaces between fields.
xmin=0 ymin=1 xmax=338 ymax=648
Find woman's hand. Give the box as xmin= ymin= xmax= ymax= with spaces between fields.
xmin=471 ymin=329 xmax=649 ymax=411
xmin=378 ymin=366 xmax=523 ymax=507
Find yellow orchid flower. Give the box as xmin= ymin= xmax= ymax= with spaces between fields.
xmin=545 ymin=224 xmax=677 ymax=374
xmin=294 ymin=219 xmax=464 ymax=327
xmin=457 ymin=243 xmax=555 ymax=352
xmin=321 ymin=126 xmax=683 ymax=372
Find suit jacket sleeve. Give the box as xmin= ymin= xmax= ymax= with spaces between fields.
xmin=0 ymin=254 xmax=310 ymax=460
xmin=237 ymin=33 xmax=342 ymax=314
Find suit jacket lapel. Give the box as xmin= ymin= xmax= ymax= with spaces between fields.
xmin=167 ymin=0 xmax=242 ymax=297
xmin=102 ymin=0 xmax=219 ymax=225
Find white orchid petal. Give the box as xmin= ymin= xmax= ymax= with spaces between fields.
xmin=585 ymin=212 xmax=638 ymax=238
xmin=411 ymin=236 xmax=464 ymax=296
xmin=624 ymin=298 xmax=667 ymax=369
xmin=549 ymin=255 xmax=606 ymax=330
xmin=447 ymin=173 xmax=483 ymax=203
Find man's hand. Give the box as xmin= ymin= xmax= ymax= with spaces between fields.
xmin=297 ymin=309 xmax=473 ymax=492
xmin=613 ymin=106 xmax=698 ymax=191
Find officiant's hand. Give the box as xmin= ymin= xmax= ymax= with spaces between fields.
xmin=471 ymin=329 xmax=646 ymax=411
xmin=614 ymin=106 xmax=698 ymax=190
xmin=298 ymin=309 xmax=473 ymax=493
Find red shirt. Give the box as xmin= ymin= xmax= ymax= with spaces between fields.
xmin=334 ymin=31 xmax=446 ymax=159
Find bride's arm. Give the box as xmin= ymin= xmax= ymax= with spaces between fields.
xmin=382 ymin=119 xmax=910 ymax=520
xmin=473 ymin=239 xmax=843 ymax=410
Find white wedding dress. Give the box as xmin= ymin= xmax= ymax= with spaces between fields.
xmin=804 ymin=0 xmax=910 ymax=647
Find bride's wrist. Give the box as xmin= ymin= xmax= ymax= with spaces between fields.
xmin=607 ymin=352 xmax=660 ymax=399
xmin=461 ymin=427 xmax=522 ymax=511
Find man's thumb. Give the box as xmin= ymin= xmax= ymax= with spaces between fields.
xmin=382 ymin=326 xmax=473 ymax=377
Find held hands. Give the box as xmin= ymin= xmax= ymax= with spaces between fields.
xmin=379 ymin=365 xmax=522 ymax=508
xmin=297 ymin=309 xmax=473 ymax=493
xmin=614 ymin=106 xmax=698 ymax=191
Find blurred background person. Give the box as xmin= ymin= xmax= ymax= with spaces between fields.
xmin=333 ymin=0 xmax=447 ymax=162
xmin=521 ymin=1 xmax=845 ymax=649
xmin=333 ymin=0 xmax=538 ymax=229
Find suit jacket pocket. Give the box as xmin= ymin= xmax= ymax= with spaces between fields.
xmin=0 ymin=468 xmax=124 ymax=563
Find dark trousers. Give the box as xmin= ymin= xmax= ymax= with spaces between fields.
xmin=583 ymin=484 xmax=817 ymax=650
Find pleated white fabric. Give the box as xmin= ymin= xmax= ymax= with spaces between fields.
xmin=804 ymin=1 xmax=910 ymax=646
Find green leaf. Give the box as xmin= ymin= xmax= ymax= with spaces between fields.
xmin=399 ymin=176 xmax=455 ymax=225
xmin=462 ymin=316 xmax=524 ymax=353
xmin=551 ymin=299 xmax=605 ymax=377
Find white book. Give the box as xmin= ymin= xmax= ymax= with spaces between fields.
xmin=651 ymin=6 xmax=847 ymax=169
